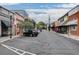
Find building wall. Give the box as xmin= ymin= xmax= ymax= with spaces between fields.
xmin=68 ymin=5 xmax=79 ymax=16
xmin=58 ymin=13 xmax=68 ymax=26
xmin=0 ymin=7 xmax=14 ymax=36
xmin=14 ymin=13 xmax=24 ymax=36
xmin=55 ymin=14 xmax=68 ymax=33
xmin=54 ymin=21 xmax=60 ymax=27
xmin=68 ymin=11 xmax=79 ymax=36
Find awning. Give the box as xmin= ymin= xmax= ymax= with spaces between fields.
xmin=60 ymin=21 xmax=65 ymax=26
xmin=65 ymin=20 xmax=77 ymax=26
xmin=2 ymin=20 xmax=10 ymax=27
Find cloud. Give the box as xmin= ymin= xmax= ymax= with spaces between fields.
xmin=0 ymin=3 xmax=19 ymax=5
xmin=61 ymin=3 xmax=78 ymax=8
xmin=1 ymin=3 xmax=78 ymax=9
xmin=0 ymin=0 xmax=78 ymax=3
xmin=25 ymin=9 xmax=70 ymax=23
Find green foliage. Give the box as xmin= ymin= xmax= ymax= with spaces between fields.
xmin=18 ymin=20 xmax=35 ymax=30
xmin=36 ymin=21 xmax=47 ymax=29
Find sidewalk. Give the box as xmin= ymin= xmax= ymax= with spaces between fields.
xmin=50 ymin=31 xmax=79 ymax=41
xmin=58 ymin=33 xmax=79 ymax=41
xmin=0 ymin=36 xmax=18 ymax=43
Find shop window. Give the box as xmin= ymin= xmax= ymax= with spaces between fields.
xmin=70 ymin=25 xmax=77 ymax=31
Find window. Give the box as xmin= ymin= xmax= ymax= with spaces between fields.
xmin=60 ymin=18 xmax=64 ymax=22
xmin=64 ymin=16 xmax=68 ymax=21
xmin=70 ymin=25 xmax=77 ymax=31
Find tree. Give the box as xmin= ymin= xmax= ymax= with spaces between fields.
xmin=18 ymin=19 xmax=35 ymax=31
xmin=36 ymin=21 xmax=47 ymax=29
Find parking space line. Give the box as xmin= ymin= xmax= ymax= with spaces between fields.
xmin=1 ymin=44 xmax=36 ymax=55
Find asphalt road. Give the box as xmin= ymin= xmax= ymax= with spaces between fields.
xmin=0 ymin=44 xmax=18 ymax=55
xmin=1 ymin=30 xmax=79 ymax=55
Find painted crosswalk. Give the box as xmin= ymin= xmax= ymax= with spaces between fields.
xmin=1 ymin=44 xmax=36 ymax=55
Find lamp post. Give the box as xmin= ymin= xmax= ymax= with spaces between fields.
xmin=10 ymin=16 xmax=12 ymax=38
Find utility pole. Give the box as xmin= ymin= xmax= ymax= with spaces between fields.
xmin=48 ymin=15 xmax=51 ymax=31
xmin=10 ymin=16 xmax=12 ymax=38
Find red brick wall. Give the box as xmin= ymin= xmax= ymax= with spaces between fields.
xmin=68 ymin=11 xmax=79 ymax=36
xmin=77 ymin=12 xmax=79 ymax=36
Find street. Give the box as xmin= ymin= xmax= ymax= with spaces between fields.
xmin=0 ymin=30 xmax=79 ymax=55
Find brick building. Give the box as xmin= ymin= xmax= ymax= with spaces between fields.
xmin=66 ymin=5 xmax=79 ymax=36
xmin=51 ymin=5 xmax=79 ymax=36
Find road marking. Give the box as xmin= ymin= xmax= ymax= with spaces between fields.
xmin=1 ymin=44 xmax=36 ymax=55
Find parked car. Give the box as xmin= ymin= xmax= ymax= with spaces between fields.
xmin=23 ymin=29 xmax=33 ymax=36
xmin=32 ymin=29 xmax=39 ymax=37
xmin=23 ymin=29 xmax=39 ymax=37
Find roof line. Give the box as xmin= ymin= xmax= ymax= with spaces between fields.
xmin=15 ymin=12 xmax=25 ymax=19
xmin=58 ymin=5 xmax=79 ymax=21
xmin=0 ymin=6 xmax=14 ymax=14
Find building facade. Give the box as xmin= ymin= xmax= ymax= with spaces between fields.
xmin=51 ymin=13 xmax=68 ymax=33
xmin=58 ymin=13 xmax=68 ymax=34
xmin=66 ymin=5 xmax=79 ymax=36
xmin=0 ymin=6 xmax=14 ymax=37
xmin=13 ymin=12 xmax=24 ymax=36
xmin=53 ymin=21 xmax=60 ymax=32
xmin=52 ymin=5 xmax=79 ymax=36
xmin=12 ymin=10 xmax=28 ymax=19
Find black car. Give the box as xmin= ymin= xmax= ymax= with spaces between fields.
xmin=32 ymin=29 xmax=39 ymax=37
xmin=23 ymin=29 xmax=33 ymax=36
xmin=23 ymin=29 xmax=39 ymax=37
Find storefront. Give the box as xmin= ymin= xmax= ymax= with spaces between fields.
xmin=57 ymin=13 xmax=68 ymax=34
xmin=0 ymin=6 xmax=14 ymax=37
xmin=0 ymin=15 xmax=10 ymax=36
xmin=1 ymin=20 xmax=10 ymax=36
xmin=67 ymin=5 xmax=79 ymax=36
xmin=13 ymin=12 xmax=24 ymax=36
xmin=66 ymin=19 xmax=77 ymax=35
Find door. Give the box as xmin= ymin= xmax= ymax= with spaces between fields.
xmin=1 ymin=21 xmax=8 ymax=36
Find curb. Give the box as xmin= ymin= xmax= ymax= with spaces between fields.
xmin=0 ymin=36 xmax=17 ymax=43
xmin=56 ymin=32 xmax=79 ymax=41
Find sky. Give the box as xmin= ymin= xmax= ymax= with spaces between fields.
xmin=0 ymin=3 xmax=78 ymax=23
xmin=0 ymin=3 xmax=78 ymax=9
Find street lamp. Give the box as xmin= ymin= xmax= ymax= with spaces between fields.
xmin=10 ymin=16 xmax=12 ymax=38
